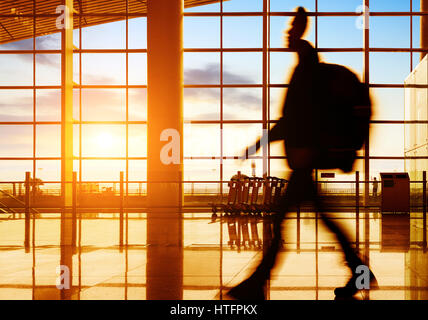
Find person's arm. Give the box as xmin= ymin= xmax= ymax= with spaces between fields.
xmin=242 ymin=117 xmax=286 ymax=159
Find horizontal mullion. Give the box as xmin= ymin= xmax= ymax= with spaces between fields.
xmin=184 ymin=84 xmax=263 ymax=88
xmin=270 ymin=12 xmax=428 ymax=17
xmin=371 ymin=120 xmax=428 ymax=124
xmin=0 ymin=86 xmax=60 ymax=89
xmin=0 ymin=13 xmax=146 ymax=18
xmin=1 ymin=156 xmax=426 ymax=161
xmin=75 ymin=121 xmax=147 ymax=125
xmin=75 ymin=48 xmax=147 ymax=53
xmin=0 ymin=122 xmax=61 ymax=125
xmin=184 ymin=48 xmax=262 ymax=52
xmin=0 ymin=84 xmax=423 ymax=90
xmin=187 ymin=120 xmax=263 ymax=124
xmin=75 ymin=85 xmax=147 ymax=89
xmin=0 ymin=11 xmax=426 ymax=18
xmin=0 ymin=48 xmax=425 ymax=54
xmin=183 ymin=11 xmax=428 ymax=17
xmin=1 ymin=120 xmax=422 ymax=125
xmin=76 ymin=157 xmax=147 ymax=160
xmin=0 ymin=157 xmax=61 ymax=160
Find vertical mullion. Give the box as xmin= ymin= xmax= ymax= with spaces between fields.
xmin=266 ymin=0 xmax=271 ymax=177
xmin=363 ymin=0 xmax=371 ymax=301
xmin=125 ymin=0 xmax=129 ymax=300
xmin=31 ymin=0 xmax=36 ymax=302
xmin=78 ymin=0 xmax=83 ymax=301
xmin=33 ymin=0 xmax=36 ymax=185
xmin=220 ymin=1 xmax=224 ymax=193
xmin=219 ymin=0 xmax=224 ymax=301
xmin=411 ymin=0 xmax=413 ymax=72
xmin=262 ymin=0 xmax=268 ymax=179
xmin=314 ymin=0 xmax=319 ymax=302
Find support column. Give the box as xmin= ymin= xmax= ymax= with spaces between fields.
xmin=60 ymin=0 xmax=74 ymax=300
xmin=421 ymin=0 xmax=428 ymax=61
xmin=363 ymin=0 xmax=371 ymax=301
xmin=146 ymin=0 xmax=184 ymax=300
xmin=61 ymin=0 xmax=74 ymax=245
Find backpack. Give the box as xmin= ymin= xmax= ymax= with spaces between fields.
xmin=313 ymin=63 xmax=372 ymax=173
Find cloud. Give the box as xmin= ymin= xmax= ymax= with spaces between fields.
xmin=184 ymin=63 xmax=254 ymax=84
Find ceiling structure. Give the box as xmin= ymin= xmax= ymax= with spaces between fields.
xmin=0 ymin=0 xmax=225 ymax=45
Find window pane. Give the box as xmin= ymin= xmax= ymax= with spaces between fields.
xmin=82 ymin=160 xmax=126 ymax=181
xmin=270 ymin=0 xmax=315 ymax=12
xmin=223 ymin=17 xmax=262 ymax=48
xmin=370 ymin=160 xmax=405 ymax=179
xmin=0 ymin=55 xmax=33 ymax=85
xmin=36 ymin=54 xmax=61 ymax=86
xmin=82 ymin=125 xmax=126 ymax=157
xmin=223 ymin=52 xmax=262 ymax=84
xmin=371 ymin=88 xmax=404 ymax=121
xmin=0 ymin=90 xmax=33 ymax=122
xmin=318 ymin=0 xmax=362 ymax=12
xmin=82 ymin=54 xmax=126 ymax=85
xmin=223 ymin=0 xmax=263 ymax=12
xmin=184 ymin=159 xmax=219 ymax=181
xmin=128 ymin=53 xmax=147 ymax=85
xmin=0 ymin=160 xmax=33 ymax=182
xmin=370 ymin=53 xmax=411 ymax=84
xmin=128 ymin=124 xmax=147 ymax=157
xmin=82 ymin=89 xmax=125 ymax=121
xmin=270 ymin=52 xmax=296 ymax=84
xmin=370 ymin=0 xmax=411 ymax=12
xmin=318 ymin=17 xmax=363 ymax=48
xmin=36 ymin=89 xmax=60 ymax=122
xmin=129 ymin=88 xmax=147 ymax=121
xmin=223 ymin=124 xmax=263 ymax=157
xmin=223 ymin=87 xmax=262 ymax=120
xmin=0 ymin=126 xmax=33 ymax=157
xmin=184 ymin=124 xmax=220 ymax=157
xmin=370 ymin=17 xmax=410 ymax=48
xmin=128 ymin=17 xmax=147 ymax=49
xmin=184 ymin=88 xmax=220 ymax=121
xmin=36 ymin=125 xmax=60 ymax=157
xmin=82 ymin=20 xmax=126 ymax=49
xmin=35 ymin=160 xmax=60 ymax=182
xmin=370 ymin=124 xmax=404 ymax=157
xmin=184 ymin=52 xmax=220 ymax=85
xmin=184 ymin=17 xmax=220 ymax=48
xmin=128 ymin=160 xmax=147 ymax=181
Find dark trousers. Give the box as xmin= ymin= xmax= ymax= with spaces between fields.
xmin=252 ymin=169 xmax=362 ymax=281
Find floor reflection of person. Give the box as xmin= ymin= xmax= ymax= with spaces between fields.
xmin=227 ymin=7 xmax=377 ymax=300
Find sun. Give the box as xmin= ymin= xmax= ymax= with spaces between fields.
xmin=95 ymin=132 xmax=114 ymax=149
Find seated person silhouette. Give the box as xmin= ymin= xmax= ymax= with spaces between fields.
xmin=228 ymin=7 xmax=377 ymax=300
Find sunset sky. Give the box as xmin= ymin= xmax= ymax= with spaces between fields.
xmin=0 ymin=0 xmax=425 ymax=186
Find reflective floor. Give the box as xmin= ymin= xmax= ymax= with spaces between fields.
xmin=0 ymin=211 xmax=427 ymax=300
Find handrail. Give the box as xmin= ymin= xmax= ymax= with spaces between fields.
xmin=0 ymin=188 xmax=40 ymax=214
xmin=0 ymin=198 xmax=19 ymax=215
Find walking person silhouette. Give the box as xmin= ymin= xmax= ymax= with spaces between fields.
xmin=228 ymin=7 xmax=378 ymax=300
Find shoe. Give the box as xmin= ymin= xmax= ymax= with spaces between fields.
xmin=227 ymin=275 xmax=266 ymax=300
xmin=334 ymin=268 xmax=378 ymax=298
